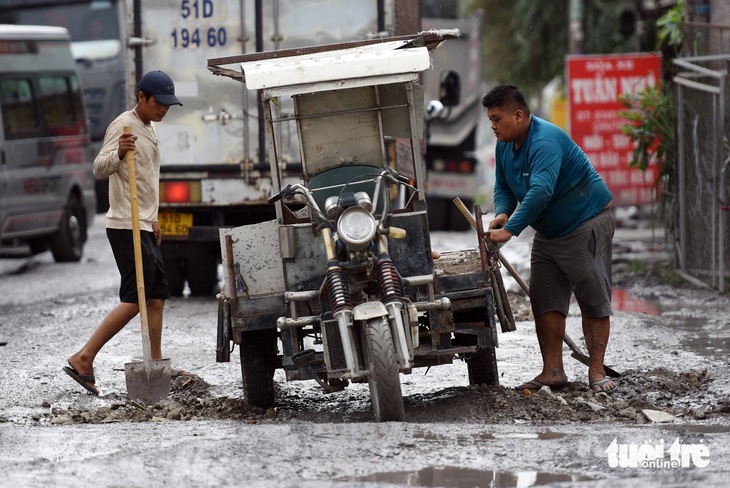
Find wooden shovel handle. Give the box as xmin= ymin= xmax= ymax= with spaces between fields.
xmin=124 ymin=126 xmax=152 ymax=362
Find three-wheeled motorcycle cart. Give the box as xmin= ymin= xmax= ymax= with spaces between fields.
xmin=208 ymin=33 xmax=514 ymax=421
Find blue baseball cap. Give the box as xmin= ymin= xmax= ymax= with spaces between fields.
xmin=137 ymin=70 xmax=183 ymax=106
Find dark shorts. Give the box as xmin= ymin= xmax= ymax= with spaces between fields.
xmin=107 ymin=228 xmax=170 ymax=304
xmin=529 ymin=208 xmax=614 ymax=318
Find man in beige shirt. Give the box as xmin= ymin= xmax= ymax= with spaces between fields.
xmin=63 ymin=71 xmax=182 ymax=395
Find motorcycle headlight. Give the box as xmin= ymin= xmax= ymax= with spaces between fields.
xmin=337 ymin=205 xmax=376 ymax=251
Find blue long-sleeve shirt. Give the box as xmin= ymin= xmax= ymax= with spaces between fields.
xmin=493 ymin=116 xmax=612 ymax=239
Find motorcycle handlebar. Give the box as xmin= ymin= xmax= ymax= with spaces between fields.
xmin=268 ymin=184 xmax=293 ymax=204
xmin=394 ymin=172 xmax=411 ymax=185
xmin=383 ymin=169 xmax=410 ymax=186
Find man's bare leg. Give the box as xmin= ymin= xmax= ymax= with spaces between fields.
xmin=67 ymin=302 xmax=140 ymax=388
xmin=517 ymin=311 xmax=569 ymax=389
xmin=583 ymin=316 xmax=616 ymax=391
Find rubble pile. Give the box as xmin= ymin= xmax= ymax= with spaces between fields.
xmin=38 ymin=367 xmax=726 ymax=426
xmin=405 ymin=368 xmax=723 ymax=424
xmin=43 ymin=374 xmax=272 ymax=425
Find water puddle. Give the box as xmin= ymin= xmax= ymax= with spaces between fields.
xmin=412 ymin=430 xmax=570 ymax=444
xmin=658 ymin=423 xmax=730 ymax=434
xmin=492 ymin=431 xmax=570 ymax=440
xmin=351 ymin=465 xmax=593 ymax=487
xmin=611 ymin=289 xmax=730 ymax=359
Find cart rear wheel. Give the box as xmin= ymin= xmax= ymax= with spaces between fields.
xmin=240 ymin=329 xmax=277 ymax=408
xmin=364 ymin=317 xmax=404 ymax=422
xmin=466 ymin=346 xmax=499 ymax=386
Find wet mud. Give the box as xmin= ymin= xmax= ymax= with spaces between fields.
xmin=36 ymin=365 xmax=722 ymax=427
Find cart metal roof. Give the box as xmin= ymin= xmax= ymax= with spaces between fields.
xmin=207 ymin=30 xmax=459 ymax=96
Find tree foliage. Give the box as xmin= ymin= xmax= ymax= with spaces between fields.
xmin=467 ymin=0 xmax=569 ymax=96
xmin=617 ymin=0 xmax=683 ymax=181
xmin=618 ymin=86 xmax=674 ymax=174
xmin=656 ymin=0 xmax=684 ymax=51
xmin=465 ymin=0 xmax=660 ymax=96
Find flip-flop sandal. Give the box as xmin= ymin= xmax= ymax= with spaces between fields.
xmin=516 ymin=379 xmax=568 ymax=391
xmin=516 ymin=379 xmax=547 ymax=391
xmin=171 ymin=368 xmax=191 ymax=379
xmin=63 ymin=365 xmax=99 ymax=395
xmin=591 ymin=377 xmax=618 ymax=394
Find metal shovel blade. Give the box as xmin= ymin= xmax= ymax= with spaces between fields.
xmin=125 ymin=358 xmax=171 ymax=405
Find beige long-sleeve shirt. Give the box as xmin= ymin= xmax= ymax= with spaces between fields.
xmin=93 ymin=110 xmax=160 ymax=232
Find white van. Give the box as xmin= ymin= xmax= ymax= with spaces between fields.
xmin=0 ymin=24 xmax=95 ymax=261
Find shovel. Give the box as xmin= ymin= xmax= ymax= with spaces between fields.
xmin=452 ymin=198 xmax=620 ymax=378
xmin=123 ymin=126 xmax=171 ymax=404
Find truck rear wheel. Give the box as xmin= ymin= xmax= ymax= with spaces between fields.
xmin=186 ymin=253 xmax=219 ymax=296
xmin=240 ymin=329 xmax=277 ymax=409
xmin=466 ymin=346 xmax=499 ymax=386
xmin=51 ymin=194 xmax=86 ymax=262
xmin=163 ymin=256 xmax=185 ymax=297
xmin=364 ymin=317 xmax=405 ymax=422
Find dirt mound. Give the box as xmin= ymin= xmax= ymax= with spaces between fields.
xmin=404 ymin=368 xmax=722 ymax=424
xmin=44 ymin=374 xmax=271 ymax=425
xmin=41 ymin=367 xmax=727 ymax=425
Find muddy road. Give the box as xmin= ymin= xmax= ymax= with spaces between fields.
xmin=1 ymin=220 xmax=730 ymax=487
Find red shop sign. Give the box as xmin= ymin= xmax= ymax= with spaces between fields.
xmin=566 ymin=53 xmax=662 ymax=206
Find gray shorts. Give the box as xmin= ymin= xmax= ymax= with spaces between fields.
xmin=529 ymin=208 xmax=614 ymax=318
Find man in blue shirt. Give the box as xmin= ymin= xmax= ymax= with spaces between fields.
xmin=483 ymin=84 xmax=617 ymax=393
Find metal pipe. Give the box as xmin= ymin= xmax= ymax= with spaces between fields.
xmin=321 ymin=228 xmax=337 ymax=261
xmin=412 ymin=297 xmax=451 ymax=311
xmin=386 ymin=301 xmax=412 ymax=371
xmin=672 ymin=76 xmax=722 ymax=94
xmin=285 ymin=290 xmax=320 ymax=302
xmin=674 ymin=58 xmax=727 ymax=78
xmin=224 ymin=234 xmax=239 ymax=316
xmin=255 ymin=0 xmax=266 ymax=172
xmin=240 ymin=0 xmax=250 ymax=165
xmin=716 ymin=74 xmax=726 ymax=292
xmin=276 ymin=316 xmax=320 ymax=328
xmin=402 ymin=275 xmax=434 ymax=287
xmin=722 ymin=62 xmax=729 ymax=293
xmin=711 ymin=99 xmax=718 ymax=289
xmin=676 ymin=79 xmax=686 ymax=273
xmin=334 ymin=309 xmax=360 ymax=376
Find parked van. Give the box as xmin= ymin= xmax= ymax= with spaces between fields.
xmin=0 ymin=24 xmax=95 ymax=262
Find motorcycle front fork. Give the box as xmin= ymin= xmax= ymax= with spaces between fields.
xmin=322 ymin=229 xmax=414 ymax=379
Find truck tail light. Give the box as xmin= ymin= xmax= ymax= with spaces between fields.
xmin=160 ymin=181 xmax=201 ymax=203
xmin=445 ymin=159 xmax=475 ymax=173
xmin=459 ymin=160 xmax=472 ymax=173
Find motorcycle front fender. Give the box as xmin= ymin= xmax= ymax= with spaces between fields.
xmin=352 ymin=301 xmax=389 ymax=322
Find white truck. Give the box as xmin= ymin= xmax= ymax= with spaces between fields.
xmin=0 ymin=0 xmax=423 ymax=295
xmin=138 ymin=0 xmax=421 ymax=296
xmin=421 ymin=11 xmax=485 ymax=231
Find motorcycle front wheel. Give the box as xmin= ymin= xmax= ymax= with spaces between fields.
xmin=364 ymin=317 xmax=405 ymax=422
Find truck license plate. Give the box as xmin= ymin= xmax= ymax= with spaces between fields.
xmin=159 ymin=212 xmax=192 ymax=236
